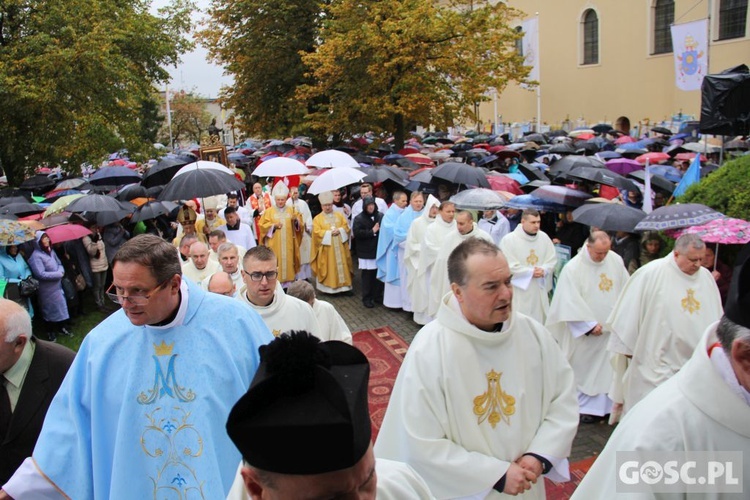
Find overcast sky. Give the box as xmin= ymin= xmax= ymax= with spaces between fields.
xmin=151 ymin=0 xmax=233 ymax=98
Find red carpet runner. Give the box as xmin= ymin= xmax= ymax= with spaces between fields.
xmin=352 ymin=326 xmax=596 ymax=499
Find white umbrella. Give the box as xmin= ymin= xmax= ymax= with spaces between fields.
xmin=306 ymin=149 xmax=360 ymax=169
xmin=252 ymin=157 xmax=309 ymax=177
xmin=308 ymin=168 xmax=366 ymax=195
xmin=449 ymin=188 xmax=509 ymax=210
xmin=174 ymin=160 xmax=234 ymax=178
xmin=681 ymin=142 xmax=721 ymax=154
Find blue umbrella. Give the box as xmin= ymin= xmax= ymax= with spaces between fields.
xmin=383 ymin=154 xmax=405 ymax=162
xmin=504 ymin=194 xmax=569 ymax=213
xmin=596 ymin=151 xmax=622 ymax=160
xmin=650 ymin=165 xmax=683 ymax=182
xmin=502 ymin=172 xmax=530 ymax=185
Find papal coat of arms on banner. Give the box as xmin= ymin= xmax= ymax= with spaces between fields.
xmin=670 ymin=19 xmax=708 ymax=91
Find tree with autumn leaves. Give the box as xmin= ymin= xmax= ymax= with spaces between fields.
xmin=203 ymin=0 xmax=529 ymax=149
xmin=0 ymin=0 xmax=194 ymax=184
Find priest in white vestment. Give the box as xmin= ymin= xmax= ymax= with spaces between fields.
xmin=478 ymin=209 xmax=511 ymax=246
xmin=225 ymin=332 xmax=434 ymax=500
xmin=218 ymin=206 xmax=256 ymax=252
xmin=499 ymin=209 xmax=557 ymax=324
xmin=405 ymin=194 xmax=440 ymax=317
xmin=214 ymin=242 xmax=243 ymax=296
xmin=182 ymin=241 xmax=220 ymax=288
xmin=427 ymin=210 xmax=494 ymax=319
xmin=376 ymin=191 xmax=408 ymax=309
xmin=376 ymin=238 xmax=578 ymax=499
xmin=393 ymin=191 xmax=425 ymax=312
xmin=606 ymin=234 xmax=722 ymax=414
xmin=286 ymin=185 xmax=314 ymax=280
xmin=412 ymin=201 xmax=456 ymax=325
xmin=546 ymin=231 xmax=629 ymax=421
xmin=573 ymin=258 xmax=750 ymax=498
xmin=286 ymin=280 xmax=352 ymax=344
xmin=236 ymin=246 xmax=321 ymax=338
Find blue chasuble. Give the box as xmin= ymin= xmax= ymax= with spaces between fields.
xmin=32 ymin=280 xmax=273 ymax=499
xmin=375 ymin=205 xmax=404 ymax=284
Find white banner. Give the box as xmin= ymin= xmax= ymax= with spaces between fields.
xmin=671 ymin=19 xmax=708 ymax=91
xmin=521 ymin=17 xmax=539 ymax=84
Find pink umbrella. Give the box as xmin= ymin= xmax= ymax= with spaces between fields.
xmin=614 ymin=136 xmax=636 ymax=144
xmin=635 ymin=152 xmax=670 ymax=165
xmin=675 ymin=152 xmax=707 ymax=162
xmin=45 ymin=223 xmax=92 ymax=244
xmin=668 ymin=217 xmax=750 ymax=245
xmin=605 ymin=158 xmax=643 ymax=176
xmin=486 ymin=175 xmax=522 ymax=195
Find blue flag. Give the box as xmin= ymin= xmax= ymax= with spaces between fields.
xmin=673 ymin=154 xmax=701 ymax=197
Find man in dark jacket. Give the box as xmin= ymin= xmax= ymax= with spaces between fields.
xmin=352 ymin=197 xmax=383 ymax=308
xmin=0 ymin=298 xmax=75 ymax=484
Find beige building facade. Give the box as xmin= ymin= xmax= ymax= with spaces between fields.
xmin=482 ymin=0 xmax=749 ymax=130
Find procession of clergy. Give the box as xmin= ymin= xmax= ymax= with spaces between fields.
xmin=6 ymin=173 xmax=749 ymax=499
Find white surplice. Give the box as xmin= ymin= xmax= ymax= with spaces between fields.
xmin=412 ymin=216 xmax=455 ymax=325
xmin=606 ymin=252 xmax=723 ymax=413
xmin=546 ymin=248 xmax=629 ymax=415
xmin=499 ymin=226 xmax=557 ymax=324
xmin=572 ymin=322 xmax=750 ymax=499
xmin=404 ymin=197 xmax=440 ymax=317
xmin=312 ymin=298 xmax=352 ymax=344
xmin=375 ymin=294 xmax=578 ymax=499
xmin=287 ymin=197 xmax=314 ymax=280
xmin=237 ymin=284 xmax=321 ymax=338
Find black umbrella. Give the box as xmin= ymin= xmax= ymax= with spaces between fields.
xmin=592 ymin=124 xmax=613 ymax=134
xmin=546 ymin=130 xmax=568 ymax=138
xmin=362 ymin=165 xmax=408 ymax=185
xmin=523 ymin=133 xmax=546 ymax=144
xmin=651 ymin=126 xmax=673 ymax=136
xmin=131 ymin=201 xmax=178 ymax=223
xmin=0 ymin=195 xmax=31 ymax=206
xmin=0 ymin=188 xmax=32 ymax=201
xmin=627 ymin=170 xmax=675 ymax=193
xmin=19 ymin=175 xmax=55 ymax=192
xmin=116 ymin=184 xmax=148 ymax=202
xmin=392 ymin=158 xmax=420 ymax=171
xmin=430 ymin=162 xmax=490 ymax=188
xmin=158 ymin=167 xmax=245 ymax=201
xmin=0 ymin=202 xmax=44 ymax=217
xmin=548 ymin=143 xmax=578 ymax=155
xmin=548 ymin=155 xmax=605 ymax=176
xmin=66 ymin=194 xmax=136 ymax=213
xmin=634 ymin=203 xmax=723 ymax=231
xmin=141 ymin=155 xmax=195 ymax=188
xmin=518 ymin=163 xmax=549 ymax=181
xmin=145 ymin=185 xmax=164 ymax=198
xmin=0 ymin=213 xmax=18 ymax=221
xmin=88 ymin=166 xmax=142 ymax=187
xmin=564 ymin=166 xmax=639 ymax=191
xmin=572 ymin=203 xmax=646 ymax=232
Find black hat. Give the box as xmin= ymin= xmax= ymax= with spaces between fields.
xmin=725 ymin=255 xmax=750 ymax=329
xmin=226 ymin=331 xmax=371 ymax=475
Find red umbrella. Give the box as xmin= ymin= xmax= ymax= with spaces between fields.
xmin=635 ymin=152 xmax=670 ymax=165
xmin=45 ymin=224 xmax=92 ymax=244
xmin=488 ymin=145 xmax=507 ymax=154
xmin=675 ymin=152 xmax=707 ymax=162
xmin=614 ymin=135 xmax=636 ymax=144
xmin=397 ymin=147 xmax=420 ymax=155
xmin=486 ymin=175 xmax=523 ymax=195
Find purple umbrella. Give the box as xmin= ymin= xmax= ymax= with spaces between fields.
xmin=605 ymin=158 xmax=643 ymax=176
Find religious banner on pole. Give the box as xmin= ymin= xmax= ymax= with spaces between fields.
xmin=670 ymin=19 xmax=708 ymax=91
xmin=520 ymin=17 xmax=539 ymax=88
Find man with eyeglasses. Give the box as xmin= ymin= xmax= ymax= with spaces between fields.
xmin=237 ymin=246 xmax=320 ymax=339
xmin=1 ymin=235 xmax=273 ymax=499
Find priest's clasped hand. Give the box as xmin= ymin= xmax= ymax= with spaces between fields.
xmin=503 ymin=462 xmax=538 ymax=495
xmin=532 ymin=267 xmax=545 ymax=278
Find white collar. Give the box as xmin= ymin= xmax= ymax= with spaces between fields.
xmin=148 ymin=280 xmax=190 ymax=330
xmin=710 ymin=346 xmax=750 ymax=407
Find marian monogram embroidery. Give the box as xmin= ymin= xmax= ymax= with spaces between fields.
xmin=138 ymin=341 xmax=195 ymax=405
xmin=473 ymin=370 xmax=516 ymax=428
xmin=681 ymin=288 xmax=701 ymax=314
xmin=598 ymin=273 xmax=613 ymax=292
xmin=272 ymin=329 xmax=282 ymax=337
xmin=526 ymin=249 xmax=539 ymax=266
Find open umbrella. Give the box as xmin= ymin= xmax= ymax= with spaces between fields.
xmin=605 ymin=158 xmax=643 ymax=176
xmin=252 ymin=157 xmax=308 ymax=177
xmin=431 ymin=162 xmax=490 ymax=188
xmin=55 ymin=178 xmax=89 ymax=190
xmin=116 ymin=184 xmax=149 ymax=202
xmin=45 ymin=224 xmax=92 ymax=244
xmin=572 ymin=203 xmax=646 ymax=232
xmin=131 ymin=201 xmax=178 ymax=223
xmin=43 ymin=194 xmax=85 ymax=217
xmin=158 ymin=165 xmax=245 ymax=201
xmin=449 ymin=188 xmax=509 ymax=210
xmin=0 ymin=219 xmax=38 ymax=246
xmin=362 ymin=165 xmax=408 ymax=185
xmin=486 ymin=175 xmax=522 ymax=194
xmin=635 ymin=152 xmax=670 ymax=165
xmin=141 ymin=155 xmax=195 ymax=188
xmin=634 ymin=203 xmax=723 ymax=231
xmin=404 ymin=153 xmax=434 ymax=166
xmin=564 ymin=166 xmax=639 ymax=191
xmin=668 ymin=217 xmax=750 ymax=244
xmin=504 ymin=194 xmax=569 ymax=213
xmin=530 ymin=186 xmax=592 ymax=207
xmin=0 ymin=189 xmax=32 ymax=202
xmin=0 ymin=202 xmax=45 ymax=217
xmin=306 ymin=149 xmax=360 ymax=169
xmin=548 ymin=155 xmax=605 ymax=176
xmin=308 ymin=168 xmax=366 ymax=195
xmin=19 ymin=175 xmax=55 ymax=192
xmin=627 ymin=170 xmax=675 ymax=193
xmin=66 ymin=194 xmax=135 ymax=214
xmin=89 ymin=166 xmax=142 ymax=186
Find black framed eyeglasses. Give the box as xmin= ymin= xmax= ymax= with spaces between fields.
xmin=106 ymin=279 xmax=170 ymax=306
xmin=242 ymin=270 xmax=278 ymax=282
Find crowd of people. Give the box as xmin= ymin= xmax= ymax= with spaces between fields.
xmin=0 ymin=161 xmax=748 ymax=498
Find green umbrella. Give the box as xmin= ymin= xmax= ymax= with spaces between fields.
xmin=43 ymin=193 xmax=85 ymax=217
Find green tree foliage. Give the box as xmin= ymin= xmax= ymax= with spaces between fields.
xmin=200 ymin=0 xmax=321 ymax=139
xmin=679 ymin=155 xmax=750 ymax=221
xmin=298 ymin=0 xmax=529 ymax=149
xmin=0 ymin=0 xmax=194 ymax=184
xmin=159 ymin=90 xmax=213 ymax=146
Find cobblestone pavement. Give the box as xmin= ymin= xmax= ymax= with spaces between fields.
xmin=320 ymin=270 xmax=614 ymax=463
